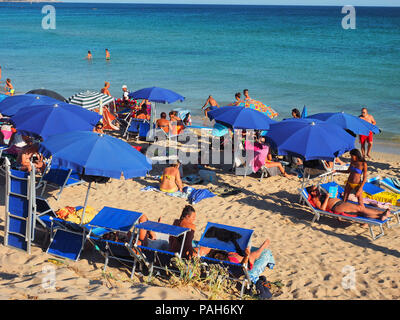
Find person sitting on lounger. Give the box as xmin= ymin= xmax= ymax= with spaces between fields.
xmin=16 ymin=138 xmax=45 ymax=174
xmin=156 ymin=112 xmax=172 ymax=134
xmin=159 ymin=161 xmax=183 ymax=193
xmin=257 ymin=137 xmax=291 ymax=178
xmin=169 ymin=205 xmax=197 ymax=259
xmin=335 ymin=148 xmax=367 ymax=207
xmin=306 ymin=185 xmax=391 ymax=221
xmin=199 ymin=237 xmax=272 ymax=273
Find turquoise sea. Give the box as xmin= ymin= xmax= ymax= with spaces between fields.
xmin=0 ymin=3 xmax=399 ymax=146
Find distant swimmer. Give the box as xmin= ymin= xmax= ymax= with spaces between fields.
xmin=86 ymin=51 xmax=92 ymax=60
xmin=358 ymin=107 xmax=376 ymax=159
xmin=101 ymin=81 xmax=111 ymax=96
xmin=201 ymin=95 xmax=219 ymax=118
xmin=4 ymin=78 xmax=14 ymax=96
xmin=105 ymin=49 xmax=110 ymax=61
xmin=229 ymin=92 xmax=243 ymax=106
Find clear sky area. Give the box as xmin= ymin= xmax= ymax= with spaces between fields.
xmin=60 ymin=0 xmax=400 ymax=7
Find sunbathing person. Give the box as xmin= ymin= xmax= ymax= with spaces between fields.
xmin=156 ymin=112 xmax=172 ymax=134
xmin=258 ymin=137 xmax=291 ymax=178
xmin=306 ymin=185 xmax=391 ymax=221
xmin=169 ymin=205 xmax=197 ymax=259
xmin=335 ymin=148 xmax=367 ymax=206
xmin=159 ymin=161 xmax=183 ymax=193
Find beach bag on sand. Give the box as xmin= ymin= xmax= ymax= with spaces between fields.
xmin=56 ymin=206 xmax=76 ymax=219
xmin=255 ymin=276 xmax=273 ymax=300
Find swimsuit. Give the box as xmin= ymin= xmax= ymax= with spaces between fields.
xmin=160 ymin=174 xmax=178 ymax=193
xmin=347 ymin=182 xmax=361 ymax=190
xmin=330 ymin=200 xmax=344 ymax=212
xmin=350 ymin=165 xmax=363 ymax=174
xmin=359 ymin=131 xmax=373 ymax=144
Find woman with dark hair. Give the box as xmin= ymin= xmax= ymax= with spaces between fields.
xmin=336 ymin=148 xmax=367 ymax=206
xmin=291 ymin=108 xmax=301 ymax=118
xmin=306 ymin=185 xmax=390 ymax=220
xmin=169 ymin=205 xmax=197 ymax=259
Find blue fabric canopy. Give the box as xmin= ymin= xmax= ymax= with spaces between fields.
xmin=307 ymin=112 xmax=380 ymax=136
xmin=39 ymin=131 xmax=152 ymax=179
xmin=128 ymin=87 xmax=185 ymax=104
xmin=0 ymin=94 xmax=60 ymax=116
xmin=10 ymin=102 xmax=102 ymax=140
xmin=208 ymin=106 xmax=276 ymax=130
xmin=263 ymin=118 xmax=355 ymax=161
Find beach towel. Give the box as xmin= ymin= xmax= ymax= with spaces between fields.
xmin=140 ymin=185 xmax=190 ymax=199
xmin=248 ymin=249 xmax=275 ymax=284
xmin=188 ymin=188 xmax=216 ymax=204
xmin=244 ymin=141 xmax=269 ymax=173
xmin=101 ymin=106 xmax=119 ymax=131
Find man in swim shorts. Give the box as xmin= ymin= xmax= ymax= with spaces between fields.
xmin=201 ymin=95 xmax=219 ymax=118
xmin=358 ymin=107 xmax=376 ymax=159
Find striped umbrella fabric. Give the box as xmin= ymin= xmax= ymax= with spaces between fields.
xmin=68 ymin=90 xmax=115 ymax=110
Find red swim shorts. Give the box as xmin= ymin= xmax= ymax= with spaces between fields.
xmin=359 ymin=131 xmax=373 ymax=144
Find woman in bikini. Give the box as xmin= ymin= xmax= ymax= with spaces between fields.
xmin=159 ymin=161 xmax=183 ymax=193
xmin=307 ymin=185 xmax=390 ymax=221
xmin=335 ymin=149 xmax=367 ymax=207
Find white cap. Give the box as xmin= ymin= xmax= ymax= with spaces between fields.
xmin=122 ymin=85 xmax=127 ymax=89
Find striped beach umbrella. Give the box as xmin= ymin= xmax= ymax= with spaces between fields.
xmin=68 ymin=90 xmax=115 ymax=110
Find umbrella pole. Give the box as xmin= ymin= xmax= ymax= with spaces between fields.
xmin=80 ymin=182 xmax=92 ymax=225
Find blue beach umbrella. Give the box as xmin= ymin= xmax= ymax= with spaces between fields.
xmin=263 ymin=118 xmax=355 ymax=161
xmin=208 ymin=106 xmax=276 ymax=130
xmin=39 ymin=131 xmax=152 ymax=224
xmin=0 ymin=94 xmax=8 ymax=103
xmin=307 ymin=111 xmax=380 ymax=136
xmin=0 ymin=94 xmax=60 ymax=116
xmin=10 ymin=102 xmax=102 ymax=140
xmin=128 ymin=87 xmax=185 ymax=104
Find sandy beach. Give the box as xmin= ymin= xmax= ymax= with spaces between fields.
xmin=1 ymin=137 xmax=399 ymax=300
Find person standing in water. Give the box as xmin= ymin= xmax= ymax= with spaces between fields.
xmin=5 ymin=78 xmax=14 ymax=96
xmin=101 ymin=81 xmax=111 ymax=96
xmin=86 ymin=51 xmax=92 ymax=60
xmin=358 ymin=107 xmax=376 ymax=159
xmin=105 ymin=49 xmax=110 ymax=61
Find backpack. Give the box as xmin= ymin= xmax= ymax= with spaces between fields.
xmin=255 ymin=276 xmax=273 ymax=300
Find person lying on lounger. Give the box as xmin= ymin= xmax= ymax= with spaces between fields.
xmin=306 ymin=185 xmax=391 ymax=221
xmin=159 ymin=161 xmax=183 ymax=193
xmin=169 ymin=205 xmax=197 ymax=259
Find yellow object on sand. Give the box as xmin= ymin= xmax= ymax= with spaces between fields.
xmin=363 ymin=191 xmax=400 ymax=206
xmin=65 ymin=206 xmax=98 ymax=224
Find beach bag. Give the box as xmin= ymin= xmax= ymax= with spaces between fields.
xmin=56 ymin=206 xmax=76 ymax=219
xmin=255 ymin=276 xmax=273 ymax=300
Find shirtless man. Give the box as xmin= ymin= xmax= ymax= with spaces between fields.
xmin=243 ymin=89 xmax=251 ymax=100
xmin=159 ymin=161 xmax=183 ymax=193
xmin=202 ymin=95 xmax=219 ymax=117
xmin=358 ymin=107 xmax=376 ymax=158
xmin=156 ymin=112 xmax=172 ymax=134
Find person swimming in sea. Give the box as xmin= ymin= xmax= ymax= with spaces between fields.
xmin=335 ymin=148 xmax=367 ymax=207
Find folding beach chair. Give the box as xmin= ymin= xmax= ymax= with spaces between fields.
xmin=3 ymin=160 xmax=36 ymax=254
xmin=126 ymin=221 xmax=190 ymax=280
xmin=37 ymin=164 xmax=85 ymax=201
xmin=85 ymin=207 xmax=143 ymax=277
xmin=197 ymin=222 xmax=254 ymax=298
xmin=300 ymin=160 xmax=337 ymax=189
xmin=298 ymin=186 xmax=399 ymax=241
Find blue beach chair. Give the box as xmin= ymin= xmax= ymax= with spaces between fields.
xmin=126 ymin=221 xmax=190 ymax=279
xmin=298 ymin=185 xmax=399 ymax=241
xmin=197 ymin=222 xmax=254 ymax=298
xmin=37 ymin=164 xmax=85 ymax=201
xmin=85 ymin=207 xmax=143 ymax=276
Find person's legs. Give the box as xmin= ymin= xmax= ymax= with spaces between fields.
xmin=334 ymin=202 xmax=389 ymax=220
xmin=137 ymin=214 xmax=157 ymax=245
xmin=359 ymin=136 xmax=366 ymax=158
xmin=264 ymin=161 xmax=289 ymax=177
xmin=248 ymin=238 xmax=270 ymax=265
xmin=366 ymin=133 xmax=373 ymax=158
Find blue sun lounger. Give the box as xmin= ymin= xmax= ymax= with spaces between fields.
xmin=37 ymin=164 xmax=85 ymax=201
xmin=124 ymin=221 xmax=190 ymax=279
xmin=197 ymin=222 xmax=254 ymax=298
xmin=299 ymin=186 xmax=399 ymax=241
xmin=371 ymin=176 xmax=400 ymax=194
xmin=85 ymin=207 xmax=143 ymax=277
